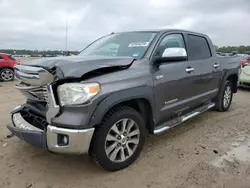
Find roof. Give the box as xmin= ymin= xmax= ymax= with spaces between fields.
xmin=113 ymin=28 xmax=206 ymax=36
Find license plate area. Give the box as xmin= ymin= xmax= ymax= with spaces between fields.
xmin=12 ymin=113 xmax=43 ymax=132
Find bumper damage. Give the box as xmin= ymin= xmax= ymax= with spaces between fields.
xmin=7 ymin=107 xmax=95 ymax=155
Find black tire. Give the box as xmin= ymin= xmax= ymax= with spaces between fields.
xmin=90 ymin=106 xmax=147 ymax=171
xmin=214 ymin=80 xmax=233 ymax=112
xmin=0 ymin=68 xmax=14 ymax=81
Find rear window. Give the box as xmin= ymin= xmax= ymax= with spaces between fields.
xmin=8 ymin=55 xmax=16 ymax=60
xmin=187 ymin=34 xmax=212 ymax=60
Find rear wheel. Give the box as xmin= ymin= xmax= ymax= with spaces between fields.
xmin=90 ymin=106 xmax=147 ymax=171
xmin=214 ymin=80 xmax=233 ymax=112
xmin=0 ymin=68 xmax=14 ymax=81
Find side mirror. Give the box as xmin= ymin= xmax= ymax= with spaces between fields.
xmin=154 ymin=47 xmax=187 ymax=64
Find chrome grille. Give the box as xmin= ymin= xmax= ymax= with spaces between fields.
xmin=14 ymin=64 xmax=54 ymax=103
xmin=16 ymin=83 xmax=48 ymax=102
xmin=14 ymin=65 xmax=54 ymax=86
xmin=13 ymin=64 xmax=59 ymax=123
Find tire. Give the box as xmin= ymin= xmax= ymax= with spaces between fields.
xmin=214 ymin=80 xmax=233 ymax=112
xmin=90 ymin=106 xmax=147 ymax=171
xmin=0 ymin=68 xmax=14 ymax=81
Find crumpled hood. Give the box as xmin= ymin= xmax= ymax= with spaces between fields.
xmin=22 ymin=55 xmax=135 ymax=79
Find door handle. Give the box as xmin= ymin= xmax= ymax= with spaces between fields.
xmin=214 ymin=63 xmax=220 ymax=68
xmin=186 ymin=67 xmax=194 ymax=73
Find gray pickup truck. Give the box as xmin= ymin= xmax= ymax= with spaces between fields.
xmin=8 ymin=29 xmax=240 ymax=171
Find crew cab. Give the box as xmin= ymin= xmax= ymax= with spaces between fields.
xmin=7 ymin=29 xmax=240 ymax=171
xmin=0 ymin=53 xmax=19 ymax=81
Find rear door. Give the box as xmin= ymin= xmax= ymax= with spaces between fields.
xmin=185 ymin=33 xmax=221 ymax=103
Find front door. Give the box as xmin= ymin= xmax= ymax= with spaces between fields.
xmin=152 ymin=33 xmax=197 ymax=125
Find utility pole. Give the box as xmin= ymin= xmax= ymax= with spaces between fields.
xmin=65 ymin=19 xmax=68 ymax=53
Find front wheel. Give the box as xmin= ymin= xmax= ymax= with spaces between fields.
xmin=214 ymin=80 xmax=233 ymax=112
xmin=90 ymin=106 xmax=147 ymax=171
xmin=0 ymin=68 xmax=14 ymax=81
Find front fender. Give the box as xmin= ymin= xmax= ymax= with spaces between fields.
xmin=88 ymin=86 xmax=155 ymax=127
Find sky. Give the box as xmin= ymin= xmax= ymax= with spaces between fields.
xmin=0 ymin=0 xmax=249 ymax=50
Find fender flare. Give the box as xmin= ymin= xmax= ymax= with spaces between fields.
xmin=220 ymin=68 xmax=239 ymax=93
xmin=88 ymin=86 xmax=155 ymax=127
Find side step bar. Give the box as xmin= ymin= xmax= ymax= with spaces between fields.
xmin=154 ymin=103 xmax=215 ymax=134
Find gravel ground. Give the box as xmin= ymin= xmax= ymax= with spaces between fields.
xmin=0 ymin=80 xmax=250 ymax=188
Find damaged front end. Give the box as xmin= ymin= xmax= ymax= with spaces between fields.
xmin=8 ymin=64 xmax=94 ymax=154
xmin=14 ymin=64 xmax=59 ymax=124
xmin=7 ymin=55 xmax=135 ymax=154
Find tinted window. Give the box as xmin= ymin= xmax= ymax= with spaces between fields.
xmin=155 ymin=34 xmax=186 ymax=57
xmin=187 ymin=34 xmax=211 ymax=60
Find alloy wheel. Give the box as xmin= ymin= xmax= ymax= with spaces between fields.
xmin=223 ymin=85 xmax=232 ymax=108
xmin=1 ymin=69 xmax=13 ymax=81
xmin=105 ymin=118 xmax=140 ymax=163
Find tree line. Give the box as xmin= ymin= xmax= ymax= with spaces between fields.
xmin=0 ymin=49 xmax=80 ymax=56
xmin=214 ymin=45 xmax=250 ymax=54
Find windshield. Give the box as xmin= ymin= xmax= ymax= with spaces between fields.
xmin=79 ymin=32 xmax=157 ymax=59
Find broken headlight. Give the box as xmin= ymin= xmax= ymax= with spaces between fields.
xmin=57 ymin=83 xmax=100 ymax=106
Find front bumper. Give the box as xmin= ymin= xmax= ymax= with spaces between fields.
xmin=238 ymin=80 xmax=250 ymax=88
xmin=7 ymin=110 xmax=95 ymax=155
xmin=46 ymin=125 xmax=94 ymax=154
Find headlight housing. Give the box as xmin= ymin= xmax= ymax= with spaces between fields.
xmin=57 ymin=83 xmax=100 ymax=106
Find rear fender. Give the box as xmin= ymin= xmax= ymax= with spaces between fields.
xmin=220 ymin=68 xmax=239 ymax=93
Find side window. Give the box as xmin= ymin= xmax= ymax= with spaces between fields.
xmin=155 ymin=34 xmax=186 ymax=57
xmin=0 ymin=56 xmax=3 ymax=60
xmin=187 ymin=34 xmax=211 ymax=60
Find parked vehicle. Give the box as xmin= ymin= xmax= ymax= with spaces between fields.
xmin=240 ymin=55 xmax=250 ymax=67
xmin=0 ymin=53 xmax=20 ymax=81
xmin=239 ymin=56 xmax=250 ymax=88
xmin=8 ymin=29 xmax=240 ymax=171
